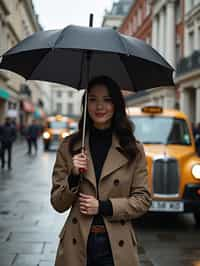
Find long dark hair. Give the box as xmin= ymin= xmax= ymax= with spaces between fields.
xmin=69 ymin=76 xmax=139 ymax=162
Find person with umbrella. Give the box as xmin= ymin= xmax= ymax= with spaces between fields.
xmin=51 ymin=75 xmax=152 ymax=266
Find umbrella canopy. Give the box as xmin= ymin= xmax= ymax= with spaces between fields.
xmin=0 ymin=25 xmax=174 ymax=92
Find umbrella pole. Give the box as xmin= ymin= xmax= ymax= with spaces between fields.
xmin=81 ymin=14 xmax=93 ymax=154
xmin=81 ymin=88 xmax=88 ymax=152
xmin=79 ymin=53 xmax=91 ymax=174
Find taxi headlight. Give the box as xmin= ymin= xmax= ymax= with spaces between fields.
xmin=43 ymin=132 xmax=50 ymax=139
xmin=61 ymin=132 xmax=69 ymax=138
xmin=192 ymin=164 xmax=200 ymax=179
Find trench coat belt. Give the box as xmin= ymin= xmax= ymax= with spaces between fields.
xmin=90 ymin=225 xmax=106 ymax=234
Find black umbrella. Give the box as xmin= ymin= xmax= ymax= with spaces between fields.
xmin=0 ymin=15 xmax=174 ymax=152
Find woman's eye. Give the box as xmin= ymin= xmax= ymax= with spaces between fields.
xmin=88 ymin=98 xmax=96 ymax=102
xmin=104 ymin=98 xmax=112 ymax=102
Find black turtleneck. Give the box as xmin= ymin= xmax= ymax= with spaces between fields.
xmin=89 ymin=126 xmax=112 ymax=187
xmin=68 ymin=126 xmax=113 ymax=218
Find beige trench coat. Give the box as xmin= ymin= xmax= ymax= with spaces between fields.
xmin=51 ymin=133 xmax=152 ymax=266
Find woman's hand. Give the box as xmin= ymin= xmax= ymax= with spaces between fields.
xmin=79 ymin=193 xmax=99 ymax=215
xmin=72 ymin=152 xmax=88 ymax=175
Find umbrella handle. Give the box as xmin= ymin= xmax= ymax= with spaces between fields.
xmin=79 ymin=147 xmax=86 ymax=174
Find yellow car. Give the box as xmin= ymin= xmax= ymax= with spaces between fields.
xmin=127 ymin=106 xmax=200 ymax=225
xmin=42 ymin=115 xmax=71 ymax=150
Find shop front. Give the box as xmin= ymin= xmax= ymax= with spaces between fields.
xmin=0 ymin=87 xmax=10 ymax=123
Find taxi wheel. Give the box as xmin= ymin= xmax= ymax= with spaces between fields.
xmin=44 ymin=143 xmax=49 ymax=151
xmin=194 ymin=212 xmax=200 ymax=227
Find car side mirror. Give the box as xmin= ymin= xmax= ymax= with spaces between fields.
xmin=195 ymin=138 xmax=200 ymax=157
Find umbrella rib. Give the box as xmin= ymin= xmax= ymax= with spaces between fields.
xmin=77 ymin=52 xmax=85 ymax=89
xmin=27 ymin=48 xmax=54 ymax=80
xmin=117 ymin=33 xmax=129 ymax=55
xmin=28 ymin=28 xmax=66 ymax=80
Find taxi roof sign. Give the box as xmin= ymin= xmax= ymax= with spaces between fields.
xmin=141 ymin=106 xmax=163 ymax=114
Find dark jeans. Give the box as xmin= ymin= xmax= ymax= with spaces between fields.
xmin=87 ymin=232 xmax=114 ymax=266
xmin=27 ymin=138 xmax=38 ymax=154
xmin=1 ymin=143 xmax=12 ymax=169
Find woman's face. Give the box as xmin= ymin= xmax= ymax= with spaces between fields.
xmin=87 ymin=84 xmax=114 ymax=129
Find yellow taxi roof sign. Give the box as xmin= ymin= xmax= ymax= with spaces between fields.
xmin=141 ymin=106 xmax=163 ymax=114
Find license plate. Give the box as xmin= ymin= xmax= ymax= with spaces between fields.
xmin=149 ymin=201 xmax=184 ymax=212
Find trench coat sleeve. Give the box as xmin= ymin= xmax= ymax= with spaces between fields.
xmin=108 ymin=143 xmax=152 ymax=221
xmin=50 ymin=141 xmax=80 ymax=213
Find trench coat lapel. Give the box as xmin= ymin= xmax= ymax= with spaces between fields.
xmin=73 ymin=133 xmax=96 ymax=190
xmin=100 ymin=134 xmax=128 ymax=182
xmin=72 ymin=133 xmax=128 ymax=188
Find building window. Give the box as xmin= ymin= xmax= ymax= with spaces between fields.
xmin=68 ymin=91 xmax=73 ymax=98
xmin=176 ymin=42 xmax=181 ymax=64
xmin=56 ymin=103 xmax=62 ymax=114
xmin=68 ymin=103 xmax=73 ymax=114
xmin=57 ymin=90 xmax=62 ymax=97
xmin=137 ymin=7 xmax=142 ymax=26
xmin=185 ymin=0 xmax=195 ymax=13
xmin=128 ymin=22 xmax=132 ymax=35
xmin=145 ymin=0 xmax=151 ymax=17
xmin=146 ymin=36 xmax=151 ymax=44
xmin=198 ymin=27 xmax=200 ymax=50
xmin=189 ymin=31 xmax=194 ymax=53
xmin=175 ymin=0 xmax=181 ymax=24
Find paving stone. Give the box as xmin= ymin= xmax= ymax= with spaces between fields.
xmin=0 ymin=254 xmax=16 ymax=266
xmin=12 ymin=254 xmax=40 ymax=265
xmin=9 ymin=232 xmax=57 ymax=242
xmin=0 ymin=242 xmax=43 ymax=254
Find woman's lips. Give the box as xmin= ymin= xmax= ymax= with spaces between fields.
xmin=95 ymin=113 xmax=106 ymax=117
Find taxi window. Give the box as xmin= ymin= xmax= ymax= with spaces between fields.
xmin=130 ymin=116 xmax=191 ymax=145
xmin=48 ymin=121 xmax=67 ymax=129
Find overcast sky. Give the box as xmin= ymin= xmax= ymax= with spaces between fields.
xmin=32 ymin=0 xmax=114 ymax=30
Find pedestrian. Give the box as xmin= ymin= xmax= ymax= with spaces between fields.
xmin=51 ymin=76 xmax=152 ymax=266
xmin=0 ymin=117 xmax=17 ymax=170
xmin=26 ymin=119 xmax=40 ymax=155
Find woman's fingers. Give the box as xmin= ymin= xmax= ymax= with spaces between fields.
xmin=79 ymin=193 xmax=93 ymax=199
xmin=72 ymin=153 xmax=88 ymax=172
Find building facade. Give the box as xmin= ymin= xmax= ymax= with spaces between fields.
xmin=0 ymin=0 xmax=49 ymax=130
xmin=119 ymin=0 xmax=177 ymax=109
xmin=50 ymin=83 xmax=83 ymax=118
xmin=102 ymin=0 xmax=133 ymax=28
xmin=176 ymin=0 xmax=200 ymax=123
xmin=119 ymin=0 xmax=200 ymax=124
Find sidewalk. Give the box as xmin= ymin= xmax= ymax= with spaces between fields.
xmin=0 ymin=141 xmax=66 ymax=266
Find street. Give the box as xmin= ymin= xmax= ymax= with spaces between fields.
xmin=0 ymin=140 xmax=200 ymax=266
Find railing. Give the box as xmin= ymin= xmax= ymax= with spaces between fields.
xmin=176 ymin=50 xmax=200 ymax=77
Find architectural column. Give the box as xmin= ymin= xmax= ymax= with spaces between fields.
xmin=158 ymin=8 xmax=165 ymax=56
xmin=166 ymin=0 xmax=176 ymax=67
xmin=180 ymin=87 xmax=188 ymax=117
xmin=196 ymin=87 xmax=200 ymax=123
xmin=184 ymin=27 xmax=190 ymax=56
xmin=152 ymin=15 xmax=158 ymax=49
xmin=194 ymin=19 xmax=199 ymax=51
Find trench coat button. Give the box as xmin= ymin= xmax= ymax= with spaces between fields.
xmin=120 ymin=220 xmax=125 ymax=225
xmin=114 ymin=179 xmax=119 ymax=186
xmin=119 ymin=240 xmax=124 ymax=247
xmin=72 ymin=238 xmax=77 ymax=245
xmin=72 ymin=217 xmax=77 ymax=224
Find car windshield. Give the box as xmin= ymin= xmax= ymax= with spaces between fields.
xmin=48 ymin=121 xmax=67 ymax=129
xmin=129 ymin=116 xmax=191 ymax=145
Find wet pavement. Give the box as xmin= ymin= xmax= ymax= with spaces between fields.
xmin=0 ymin=140 xmax=200 ymax=266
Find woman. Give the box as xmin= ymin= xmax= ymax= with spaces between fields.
xmin=51 ymin=76 xmax=152 ymax=266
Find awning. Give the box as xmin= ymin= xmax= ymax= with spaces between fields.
xmin=22 ymin=100 xmax=34 ymax=113
xmin=0 ymin=87 xmax=10 ymax=100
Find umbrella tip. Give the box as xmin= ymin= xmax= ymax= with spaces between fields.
xmin=89 ymin=14 xmax=93 ymax=27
